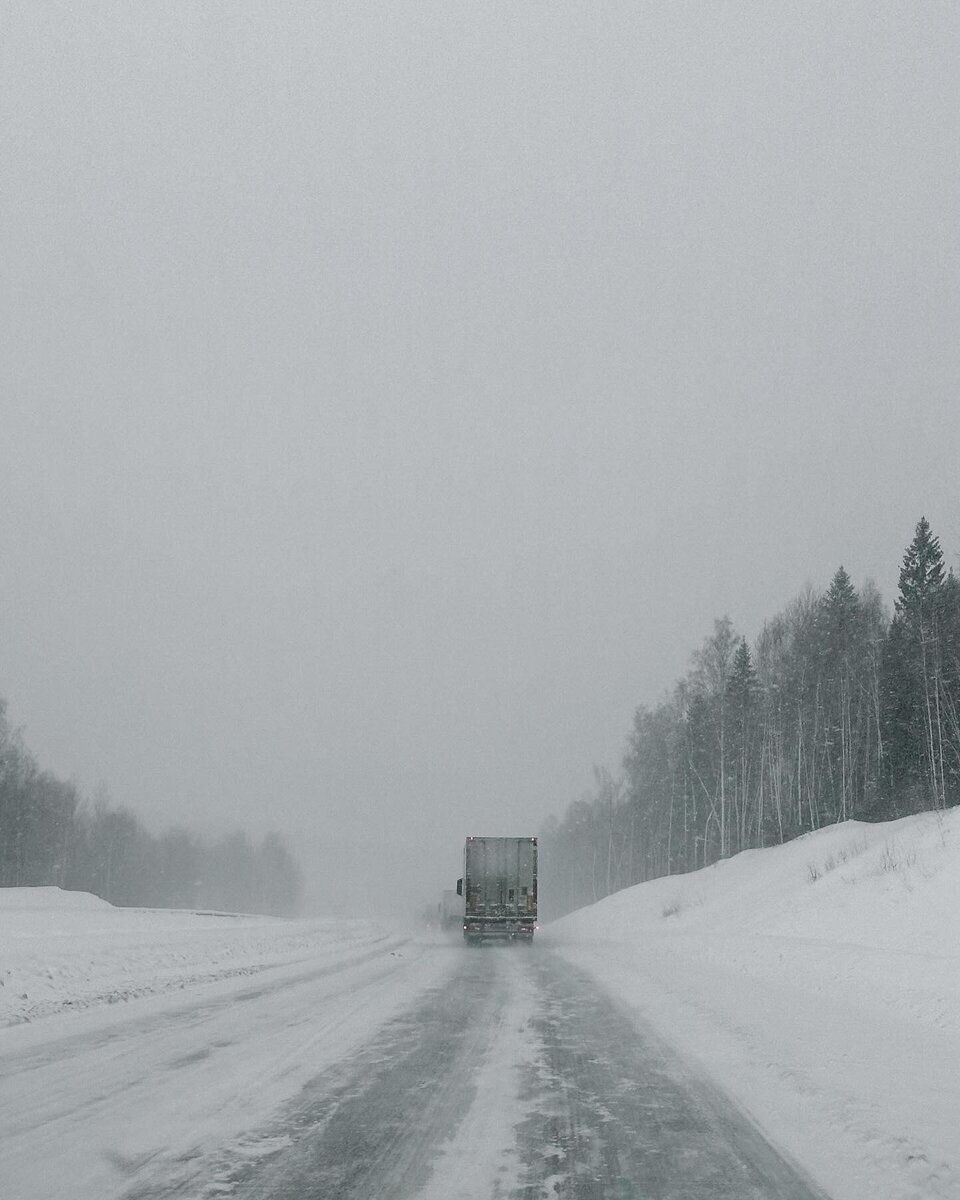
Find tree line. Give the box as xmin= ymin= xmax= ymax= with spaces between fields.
xmin=542 ymin=517 xmax=960 ymax=919
xmin=0 ymin=708 xmax=303 ymax=915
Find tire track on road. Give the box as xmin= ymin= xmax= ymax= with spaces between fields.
xmin=513 ymin=953 xmax=830 ymax=1199
xmin=202 ymin=949 xmax=507 ymax=1200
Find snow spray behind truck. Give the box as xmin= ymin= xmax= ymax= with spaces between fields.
xmin=456 ymin=836 xmax=538 ymax=944
xmin=440 ymin=888 xmax=465 ymax=931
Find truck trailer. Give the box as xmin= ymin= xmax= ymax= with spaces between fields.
xmin=457 ymin=836 xmax=537 ymax=944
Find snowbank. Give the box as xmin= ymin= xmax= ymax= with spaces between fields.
xmin=0 ymin=886 xmax=113 ymax=911
xmin=0 ymin=888 xmax=388 ymax=1026
xmin=543 ymin=808 xmax=960 ymax=1200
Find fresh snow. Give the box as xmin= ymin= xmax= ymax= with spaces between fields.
xmin=542 ymin=807 xmax=960 ymax=1200
xmin=1 ymin=808 xmax=957 ymax=1200
xmin=0 ymin=896 xmax=456 ymax=1200
xmin=0 ymin=887 xmax=388 ymax=1027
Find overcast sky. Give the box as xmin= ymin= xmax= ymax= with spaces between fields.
xmin=2 ymin=3 xmax=960 ymax=914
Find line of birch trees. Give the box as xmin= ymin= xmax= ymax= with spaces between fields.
xmin=0 ymin=709 xmax=303 ymax=915
xmin=543 ymin=517 xmax=960 ymax=918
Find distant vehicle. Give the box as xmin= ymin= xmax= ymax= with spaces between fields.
xmin=440 ymin=888 xmax=465 ymax=931
xmin=457 ymin=836 xmax=537 ymax=945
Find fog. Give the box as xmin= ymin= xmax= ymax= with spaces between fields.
xmin=2 ymin=3 xmax=959 ymax=915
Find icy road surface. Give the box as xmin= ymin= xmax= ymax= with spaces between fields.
xmin=2 ymin=937 xmax=826 ymax=1200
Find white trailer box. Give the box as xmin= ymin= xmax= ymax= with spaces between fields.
xmin=459 ymin=836 xmax=537 ymax=944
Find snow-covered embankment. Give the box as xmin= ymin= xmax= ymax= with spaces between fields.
xmin=0 ymin=888 xmax=389 ymax=1027
xmin=543 ymin=809 xmax=960 ymax=1200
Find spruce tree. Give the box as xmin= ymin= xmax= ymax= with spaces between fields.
xmin=896 ymin=516 xmax=944 ymax=627
xmin=819 ymin=568 xmax=861 ymax=822
xmin=823 ymin=566 xmax=857 ymax=640
xmin=882 ymin=518 xmax=949 ymax=811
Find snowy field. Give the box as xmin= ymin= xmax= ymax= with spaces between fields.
xmin=544 ymin=807 xmax=960 ymax=1200
xmin=0 ymin=889 xmax=390 ymax=1028
xmin=1 ymin=808 xmax=958 ymax=1200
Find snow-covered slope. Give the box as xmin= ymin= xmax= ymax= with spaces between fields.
xmin=543 ymin=808 xmax=960 ymax=1200
xmin=0 ymin=888 xmax=388 ymax=1026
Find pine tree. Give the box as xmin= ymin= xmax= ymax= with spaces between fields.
xmin=823 ymin=566 xmax=858 ymax=642
xmin=883 ymin=518 xmax=948 ymax=809
xmin=896 ymin=517 xmax=944 ymax=625
xmin=932 ymin=571 xmax=960 ymax=806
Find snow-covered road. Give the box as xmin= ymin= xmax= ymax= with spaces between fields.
xmin=1 ymin=928 xmax=457 ymax=1199
xmin=1 ymin=932 xmax=826 ymax=1200
xmin=2 ymin=807 xmax=957 ymax=1199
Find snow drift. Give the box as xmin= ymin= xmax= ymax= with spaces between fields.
xmin=0 ymin=889 xmax=387 ymax=1026
xmin=544 ymin=807 xmax=960 ymax=1200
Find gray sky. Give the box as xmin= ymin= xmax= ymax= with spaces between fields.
xmin=3 ymin=3 xmax=960 ymax=914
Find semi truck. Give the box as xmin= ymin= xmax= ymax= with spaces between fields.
xmin=456 ymin=836 xmax=537 ymax=944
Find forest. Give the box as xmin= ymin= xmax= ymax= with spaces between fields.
xmin=0 ymin=710 xmax=303 ymax=915
xmin=5 ymin=516 xmax=957 ymax=924
xmin=542 ymin=517 xmax=960 ymax=919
